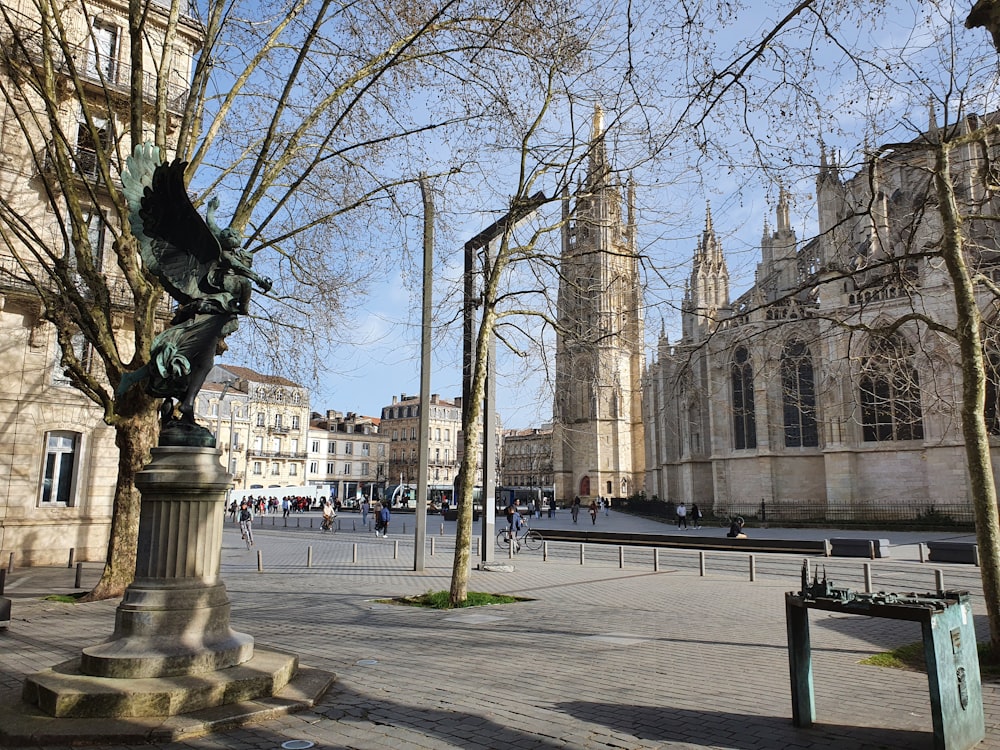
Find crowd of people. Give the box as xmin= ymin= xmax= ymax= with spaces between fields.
xmin=227 ymin=495 xmax=317 ymax=520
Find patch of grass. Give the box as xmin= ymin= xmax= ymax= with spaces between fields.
xmin=860 ymin=642 xmax=926 ymax=671
xmin=42 ymin=592 xmax=88 ymax=603
xmin=378 ymin=590 xmax=530 ymax=609
xmin=862 ymin=641 xmax=1000 ymax=681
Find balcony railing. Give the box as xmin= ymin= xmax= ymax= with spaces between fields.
xmin=8 ymin=33 xmax=189 ymax=114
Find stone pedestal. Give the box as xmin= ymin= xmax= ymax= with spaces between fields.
xmin=21 ymin=445 xmax=300 ymax=719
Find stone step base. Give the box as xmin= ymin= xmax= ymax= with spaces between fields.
xmin=1 ymin=659 xmax=335 ymax=745
xmin=22 ymin=647 xmax=298 ymax=718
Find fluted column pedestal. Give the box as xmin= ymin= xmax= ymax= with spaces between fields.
xmin=19 ymin=446 xmax=315 ymax=721
xmin=80 ymin=446 xmax=253 ymax=678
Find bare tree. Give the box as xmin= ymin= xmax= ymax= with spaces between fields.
xmin=0 ymin=0 xmax=588 ymax=599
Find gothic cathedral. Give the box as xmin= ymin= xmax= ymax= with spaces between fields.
xmin=552 ymin=107 xmax=645 ymax=503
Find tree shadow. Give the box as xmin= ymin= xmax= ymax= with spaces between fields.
xmin=553 ymin=701 xmax=934 ymax=749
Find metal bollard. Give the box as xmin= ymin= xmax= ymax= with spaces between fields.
xmin=393 ymin=539 xmax=399 ymax=559
xmin=440 ymin=523 xmax=445 ymax=536
xmin=257 ymin=549 xmax=263 ymax=572
xmin=935 ymin=568 xmax=945 ymax=592
xmin=579 ymin=543 xmax=585 ymax=565
xmin=699 ymin=550 xmax=706 ymax=577
xmin=353 ymin=519 xmax=357 ymax=532
xmin=7 ymin=552 xmax=13 ymax=573
xmin=508 ymin=534 xmax=515 ymax=559
xmin=475 ymin=537 xmax=480 ymax=555
xmin=868 ymin=540 xmax=875 ymax=560
xmin=403 ymin=522 xmax=407 ymax=534
xmin=353 ymin=543 xmax=358 ymax=564
xmin=619 ymin=546 xmax=625 ymax=569
xmin=74 ymin=562 xmax=83 ymax=588
xmin=307 ymin=546 xmax=313 ymax=568
xmin=864 ymin=562 xmax=872 ymax=593
xmin=803 ymin=558 xmax=811 ymax=581
xmin=919 ymin=543 xmax=926 ymax=563
xmin=272 ymin=516 xmax=276 ymax=526
xmin=749 ymin=554 xmax=756 ymax=582
xmin=0 ymin=569 xmax=5 ymax=595
xmin=543 ymin=541 xmax=549 ymax=561
xmin=431 ymin=538 xmax=436 ymax=556
xmin=653 ymin=548 xmax=659 ymax=572
xmin=67 ymin=548 xmax=75 ymax=568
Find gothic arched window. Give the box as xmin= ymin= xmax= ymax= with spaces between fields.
xmin=859 ymin=334 xmax=924 ymax=442
xmin=781 ymin=341 xmax=819 ymax=447
xmin=731 ymin=346 xmax=757 ymax=449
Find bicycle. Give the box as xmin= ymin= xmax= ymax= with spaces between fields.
xmin=715 ymin=511 xmax=744 ymax=529
xmin=239 ymin=519 xmax=254 ymax=549
xmin=496 ymin=524 xmax=543 ymax=552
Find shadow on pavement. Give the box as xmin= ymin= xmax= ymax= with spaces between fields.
xmin=554 ymin=701 xmax=934 ymax=749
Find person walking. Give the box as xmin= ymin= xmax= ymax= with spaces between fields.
xmin=377 ymin=502 xmax=391 ymax=537
xmin=604 ymin=497 xmax=610 ymax=516
xmin=548 ymin=498 xmax=555 ymax=519
xmin=571 ymin=496 xmax=581 ymax=523
xmin=589 ymin=499 xmax=598 ymax=525
xmin=282 ymin=497 xmax=291 ymax=519
xmin=676 ymin=501 xmax=688 ymax=529
xmin=691 ymin=503 xmax=703 ymax=529
xmin=361 ymin=498 xmax=370 ymax=527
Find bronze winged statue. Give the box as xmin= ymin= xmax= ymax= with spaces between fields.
xmin=117 ymin=143 xmax=271 ymax=445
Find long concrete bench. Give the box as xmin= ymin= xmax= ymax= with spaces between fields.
xmin=829 ymin=537 xmax=890 ymax=558
xmin=538 ymin=529 xmax=829 ymax=555
xmin=926 ymin=540 xmax=980 ymax=565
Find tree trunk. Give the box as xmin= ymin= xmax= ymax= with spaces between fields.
xmin=80 ymin=402 xmax=159 ymax=601
xmin=934 ymin=142 xmax=1000 ymax=658
xmin=449 ymin=305 xmax=495 ymax=606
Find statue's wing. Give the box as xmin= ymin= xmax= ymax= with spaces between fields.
xmin=121 ymin=144 xmax=220 ymax=304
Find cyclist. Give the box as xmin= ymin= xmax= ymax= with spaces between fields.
xmin=238 ymin=502 xmax=254 ymax=548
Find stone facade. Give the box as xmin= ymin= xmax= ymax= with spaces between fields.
xmin=500 ymin=426 xmax=554 ymax=490
xmin=306 ymin=410 xmax=388 ymax=504
xmin=204 ymin=365 xmax=311 ymax=491
xmin=643 ymin=111 xmax=1000 ymax=522
xmin=381 ymin=393 xmax=461 ymax=494
xmin=551 ymin=106 xmax=645 ymax=504
xmin=0 ymin=0 xmax=199 ymax=565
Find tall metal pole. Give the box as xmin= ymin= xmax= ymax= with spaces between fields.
xmin=414 ymin=175 xmax=433 ymax=571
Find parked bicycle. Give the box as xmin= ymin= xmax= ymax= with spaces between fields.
xmin=714 ymin=510 xmax=744 ymax=528
xmin=496 ymin=524 xmax=543 ymax=552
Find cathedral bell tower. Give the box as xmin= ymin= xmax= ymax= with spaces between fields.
xmin=552 ymin=105 xmax=645 ymax=502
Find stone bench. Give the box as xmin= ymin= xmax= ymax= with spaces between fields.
xmin=926 ymin=540 xmax=980 ymax=565
xmin=829 ymin=537 xmax=890 ymax=559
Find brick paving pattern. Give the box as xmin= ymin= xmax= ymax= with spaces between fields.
xmin=1 ymin=510 xmax=998 ymax=749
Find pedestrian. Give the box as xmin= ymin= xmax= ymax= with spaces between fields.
xmin=691 ymin=503 xmax=703 ymax=529
xmin=282 ymin=497 xmax=290 ymax=519
xmin=676 ymin=501 xmax=688 ymax=529
xmin=589 ymin=499 xmax=598 ymax=525
xmin=505 ymin=502 xmax=516 ymax=533
xmin=508 ymin=505 xmax=524 ymax=552
xmin=548 ymin=498 xmax=555 ymax=519
xmin=361 ymin=498 xmax=370 ymax=526
xmin=604 ymin=497 xmax=610 ymax=516
xmin=377 ymin=502 xmax=391 ymax=537
xmin=571 ymin=496 xmax=581 ymax=523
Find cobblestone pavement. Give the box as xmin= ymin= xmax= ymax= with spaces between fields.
xmin=1 ymin=511 xmax=998 ymax=749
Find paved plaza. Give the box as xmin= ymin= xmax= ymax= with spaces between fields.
xmin=1 ymin=509 xmax=999 ymax=749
